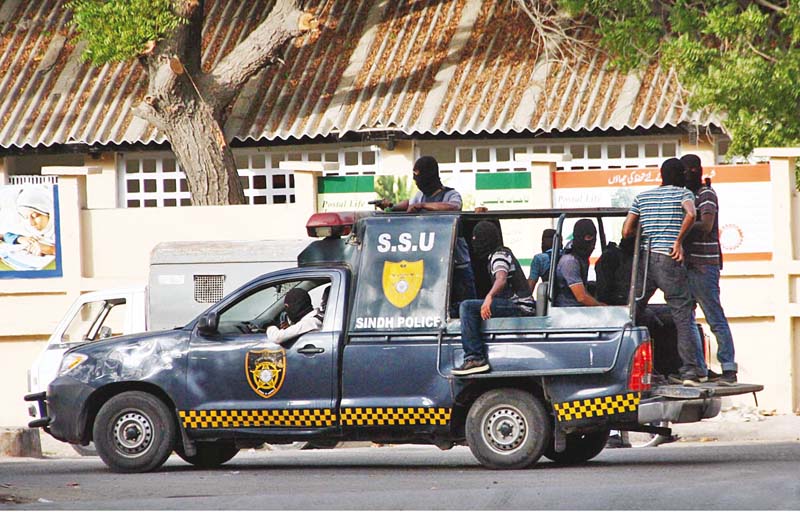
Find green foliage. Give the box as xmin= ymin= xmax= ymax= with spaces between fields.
xmin=557 ymin=1 xmax=800 ymax=158
xmin=66 ymin=0 xmax=186 ymax=64
xmin=375 ymin=175 xmax=414 ymax=205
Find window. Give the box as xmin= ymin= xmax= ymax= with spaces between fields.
xmin=61 ymin=299 xmax=127 ymax=344
xmin=119 ymin=147 xmax=380 ymax=207
xmin=217 ymin=278 xmax=330 ymax=335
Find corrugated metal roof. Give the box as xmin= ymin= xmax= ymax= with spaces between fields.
xmin=0 ymin=0 xmax=716 ymax=150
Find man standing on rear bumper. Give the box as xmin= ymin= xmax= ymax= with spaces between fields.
xmin=622 ymin=158 xmax=706 ymax=386
xmin=681 ymin=154 xmax=738 ymax=385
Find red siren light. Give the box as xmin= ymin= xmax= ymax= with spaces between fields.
xmin=306 ymin=212 xmax=355 ymax=238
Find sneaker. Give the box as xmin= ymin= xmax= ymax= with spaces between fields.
xmin=706 ymin=369 xmax=722 ymax=381
xmin=452 ymin=358 xmax=490 ymax=376
xmin=718 ymin=371 xmax=738 ymax=386
xmin=668 ymin=373 xmax=708 ymax=387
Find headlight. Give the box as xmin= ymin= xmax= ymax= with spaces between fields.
xmin=58 ymin=353 xmax=88 ymax=376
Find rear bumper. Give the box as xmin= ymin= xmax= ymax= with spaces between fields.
xmin=638 ymin=397 xmax=721 ymax=424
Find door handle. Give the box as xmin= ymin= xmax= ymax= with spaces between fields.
xmin=297 ymin=344 xmax=324 ymax=355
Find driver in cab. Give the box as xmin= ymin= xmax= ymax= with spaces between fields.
xmin=266 ymin=289 xmax=323 ymax=345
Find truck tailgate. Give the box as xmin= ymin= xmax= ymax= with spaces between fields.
xmin=651 ymin=382 xmax=763 ymax=399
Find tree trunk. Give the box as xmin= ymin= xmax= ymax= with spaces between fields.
xmin=131 ymin=0 xmax=311 ymax=206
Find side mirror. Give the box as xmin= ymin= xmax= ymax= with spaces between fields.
xmin=98 ymin=326 xmax=113 ymax=339
xmin=197 ymin=312 xmax=219 ymax=335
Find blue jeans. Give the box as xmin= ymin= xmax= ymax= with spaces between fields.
xmin=449 ymin=264 xmax=478 ymax=318
xmin=688 ymin=264 xmax=737 ymax=372
xmin=459 ymin=297 xmax=524 ymax=360
xmin=637 ymin=252 xmax=705 ymax=379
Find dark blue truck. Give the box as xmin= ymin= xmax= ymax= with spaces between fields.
xmin=25 ymin=208 xmax=762 ymax=472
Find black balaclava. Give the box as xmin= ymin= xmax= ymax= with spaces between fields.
xmin=472 ymin=221 xmax=502 ymax=260
xmin=680 ymin=154 xmax=703 ymax=193
xmin=284 ymin=288 xmax=313 ymax=324
xmin=413 ymin=156 xmax=443 ymax=196
xmin=571 ymin=219 xmax=597 ymax=259
xmin=541 ymin=228 xmax=556 ymax=252
xmin=661 ymin=157 xmax=686 ymax=187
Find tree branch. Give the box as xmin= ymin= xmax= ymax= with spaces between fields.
xmin=752 ymin=0 xmax=785 ymax=13
xmin=199 ymin=0 xmax=314 ymax=118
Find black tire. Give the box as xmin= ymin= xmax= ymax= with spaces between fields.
xmin=71 ymin=442 xmax=98 ymax=457
xmin=176 ymin=443 xmax=239 ymax=468
xmin=92 ymin=391 xmax=176 ymax=473
xmin=544 ymin=429 xmax=610 ymax=464
xmin=465 ymin=388 xmax=551 ymax=469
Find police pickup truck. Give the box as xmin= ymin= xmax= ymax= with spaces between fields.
xmin=26 ymin=208 xmax=762 ymax=472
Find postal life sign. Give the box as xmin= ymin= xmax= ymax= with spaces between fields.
xmin=0 ymin=183 xmax=63 ymax=278
xmin=350 ymin=215 xmax=456 ymax=332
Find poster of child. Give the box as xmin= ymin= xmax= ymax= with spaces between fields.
xmin=0 ymin=184 xmax=60 ymax=274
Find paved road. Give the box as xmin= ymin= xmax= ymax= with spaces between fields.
xmin=1 ymin=441 xmax=799 ymax=510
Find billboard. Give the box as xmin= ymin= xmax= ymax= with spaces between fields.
xmin=0 ymin=183 xmax=62 ymax=278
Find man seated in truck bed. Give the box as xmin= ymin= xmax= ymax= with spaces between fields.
xmin=452 ymin=221 xmax=534 ymax=376
xmin=553 ymin=219 xmax=605 ymax=307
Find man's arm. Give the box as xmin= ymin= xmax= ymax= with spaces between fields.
xmin=695 ymin=210 xmax=715 ymax=234
xmin=266 ymin=316 xmax=320 ymax=345
xmin=480 ymin=270 xmax=507 ymax=320
xmin=622 ymin=213 xmax=639 ymax=239
xmin=407 ymin=201 xmax=459 ymax=212
xmin=670 ymin=199 xmax=697 ymax=262
xmin=568 ymin=282 xmax=604 ymax=307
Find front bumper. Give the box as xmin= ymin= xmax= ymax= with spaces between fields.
xmin=23 ymin=376 xmax=94 ymax=444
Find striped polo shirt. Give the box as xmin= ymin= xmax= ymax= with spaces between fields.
xmin=685 ymin=186 xmax=721 ymax=268
xmin=629 ymin=185 xmax=695 ymax=255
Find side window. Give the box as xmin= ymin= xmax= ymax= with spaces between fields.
xmin=61 ymin=299 xmax=128 ymax=344
xmin=217 ymin=278 xmax=331 ymax=334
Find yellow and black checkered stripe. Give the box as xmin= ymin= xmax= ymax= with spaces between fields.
xmin=340 ymin=407 xmax=451 ymax=426
xmin=179 ymin=409 xmax=337 ymax=429
xmin=553 ymin=393 xmax=640 ymax=422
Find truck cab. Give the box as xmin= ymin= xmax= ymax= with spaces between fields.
xmin=26 ymin=209 xmax=762 ymax=472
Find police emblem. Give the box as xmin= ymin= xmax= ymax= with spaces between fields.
xmin=245 ymin=348 xmax=286 ymax=399
xmin=382 ymin=260 xmax=424 ymax=308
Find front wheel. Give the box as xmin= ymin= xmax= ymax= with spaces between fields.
xmin=176 ymin=443 xmax=239 ymax=468
xmin=544 ymin=429 xmax=610 ymax=464
xmin=465 ymin=388 xmax=551 ymax=469
xmin=92 ymin=391 xmax=176 ymax=473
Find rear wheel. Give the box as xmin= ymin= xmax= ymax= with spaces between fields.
xmin=544 ymin=429 xmax=610 ymax=464
xmin=93 ymin=391 xmax=176 ymax=473
xmin=176 ymin=443 xmax=239 ymax=468
xmin=465 ymin=388 xmax=551 ymax=469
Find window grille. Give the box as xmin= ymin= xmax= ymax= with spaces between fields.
xmin=118 ymin=147 xmax=380 ymax=207
xmin=194 ymin=275 xmax=225 ymax=303
xmin=9 ymin=175 xmax=59 ymax=185
xmin=440 ymin=139 xmax=681 ymax=174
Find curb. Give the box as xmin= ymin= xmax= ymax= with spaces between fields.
xmin=0 ymin=428 xmax=42 ymax=458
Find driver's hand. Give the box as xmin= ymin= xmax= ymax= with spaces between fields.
xmin=279 ymin=321 xmax=289 ymax=329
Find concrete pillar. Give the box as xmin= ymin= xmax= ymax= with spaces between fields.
xmin=41 ymin=166 xmax=98 ymax=291
xmin=379 ymin=140 xmax=415 ymax=178
xmin=754 ymin=148 xmax=800 ymax=412
xmin=85 ymin=152 xmax=118 ymax=209
xmin=680 ymin=136 xmax=716 ymax=167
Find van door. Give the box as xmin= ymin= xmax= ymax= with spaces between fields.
xmin=180 ymin=269 xmax=344 ymax=433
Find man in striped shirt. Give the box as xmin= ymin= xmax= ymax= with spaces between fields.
xmin=681 ymin=154 xmax=737 ymax=385
xmin=622 ymin=158 xmax=706 ymax=385
xmin=452 ymin=221 xmax=535 ymax=376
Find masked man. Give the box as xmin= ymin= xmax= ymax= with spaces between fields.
xmin=452 ymin=221 xmax=535 ymax=376
xmin=681 ymin=154 xmax=738 ymax=385
xmin=553 ymin=219 xmax=604 ymax=307
xmin=377 ymin=156 xmax=477 ymax=316
xmin=266 ymin=289 xmax=323 ymax=345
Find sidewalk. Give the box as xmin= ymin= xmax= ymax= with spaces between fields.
xmin=670 ymin=405 xmax=800 ymax=443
